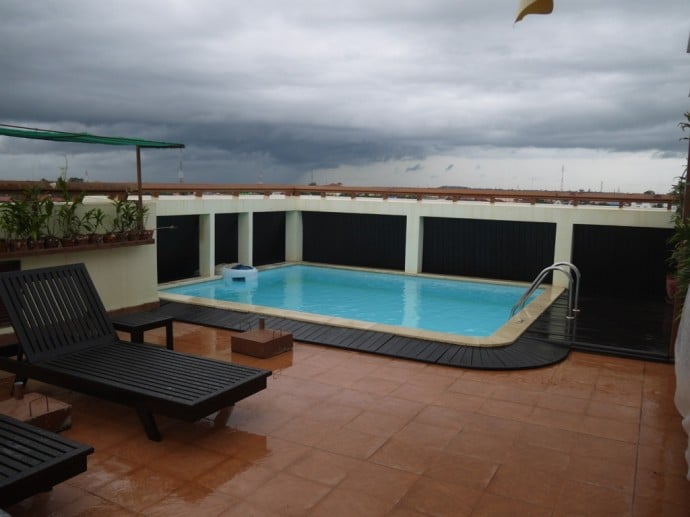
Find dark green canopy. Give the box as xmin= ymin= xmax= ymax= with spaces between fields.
xmin=0 ymin=125 xmax=184 ymax=148
xmin=0 ymin=124 xmax=185 ymax=219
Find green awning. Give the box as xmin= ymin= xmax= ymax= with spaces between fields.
xmin=0 ymin=126 xmax=184 ymax=148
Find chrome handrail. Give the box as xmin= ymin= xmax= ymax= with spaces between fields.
xmin=511 ymin=262 xmax=580 ymax=320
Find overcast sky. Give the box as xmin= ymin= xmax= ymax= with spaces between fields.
xmin=1 ymin=1 xmax=688 ymax=193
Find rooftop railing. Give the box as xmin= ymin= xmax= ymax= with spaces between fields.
xmin=0 ymin=180 xmax=675 ymax=208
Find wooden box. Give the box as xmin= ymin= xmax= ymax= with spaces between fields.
xmin=0 ymin=390 xmax=72 ymax=432
xmin=232 ymin=329 xmax=293 ymax=358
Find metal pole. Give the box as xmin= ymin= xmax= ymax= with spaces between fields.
xmin=136 ymin=145 xmax=143 ymax=230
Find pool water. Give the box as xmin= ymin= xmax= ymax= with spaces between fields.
xmin=161 ymin=265 xmax=541 ymax=337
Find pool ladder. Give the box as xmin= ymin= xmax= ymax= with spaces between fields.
xmin=511 ymin=262 xmax=581 ymax=320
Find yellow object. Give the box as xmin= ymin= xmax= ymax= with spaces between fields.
xmin=515 ymin=0 xmax=554 ymax=22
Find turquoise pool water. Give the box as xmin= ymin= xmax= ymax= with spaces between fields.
xmin=161 ymin=265 xmax=541 ymax=337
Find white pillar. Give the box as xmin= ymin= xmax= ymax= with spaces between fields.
xmin=404 ymin=213 xmax=423 ymax=274
xmin=552 ymin=218 xmax=574 ymax=287
xmin=238 ymin=212 xmax=253 ymax=266
xmin=285 ymin=211 xmax=303 ymax=262
xmin=198 ymin=213 xmax=215 ymax=277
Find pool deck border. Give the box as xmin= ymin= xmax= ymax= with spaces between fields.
xmin=152 ymin=296 xmax=572 ymax=370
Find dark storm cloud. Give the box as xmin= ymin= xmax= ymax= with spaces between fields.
xmin=0 ymin=0 xmax=688 ymax=185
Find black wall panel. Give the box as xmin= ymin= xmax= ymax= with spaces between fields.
xmin=422 ymin=218 xmax=556 ymax=282
xmin=302 ymin=212 xmax=406 ymax=270
xmin=572 ymin=224 xmax=673 ymax=299
xmin=215 ymin=213 xmax=238 ymax=265
xmin=253 ymin=212 xmax=286 ymax=266
xmin=157 ymin=215 xmax=199 ymax=283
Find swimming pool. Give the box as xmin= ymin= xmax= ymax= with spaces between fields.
xmin=160 ymin=264 xmax=559 ymax=346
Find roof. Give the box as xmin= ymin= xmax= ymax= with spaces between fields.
xmin=0 ymin=125 xmax=184 ymax=148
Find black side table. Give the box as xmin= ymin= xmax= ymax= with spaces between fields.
xmin=111 ymin=312 xmax=174 ymax=350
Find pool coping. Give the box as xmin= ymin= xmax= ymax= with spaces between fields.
xmin=158 ymin=263 xmax=564 ymax=348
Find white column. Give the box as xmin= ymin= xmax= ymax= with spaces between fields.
xmin=238 ymin=212 xmax=253 ymax=266
xmin=198 ymin=213 xmax=215 ymax=277
xmin=285 ymin=211 xmax=303 ymax=262
xmin=552 ymin=218 xmax=574 ymax=287
xmin=404 ymin=213 xmax=423 ymax=274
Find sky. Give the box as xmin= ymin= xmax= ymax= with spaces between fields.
xmin=0 ymin=0 xmax=688 ymax=193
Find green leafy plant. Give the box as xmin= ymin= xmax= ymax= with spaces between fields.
xmin=668 ymin=111 xmax=690 ymax=307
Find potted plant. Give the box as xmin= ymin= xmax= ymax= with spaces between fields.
xmin=134 ymin=203 xmax=152 ymax=239
xmin=82 ymin=207 xmax=106 ymax=244
xmin=668 ymin=111 xmax=690 ymax=307
xmin=0 ymin=197 xmax=31 ymax=251
xmin=55 ymin=178 xmax=85 ymax=246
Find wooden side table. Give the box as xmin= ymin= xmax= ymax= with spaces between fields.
xmin=112 ymin=312 xmax=174 ymax=350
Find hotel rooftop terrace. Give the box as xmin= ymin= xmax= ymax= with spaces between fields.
xmin=0 ymin=182 xmax=688 ymax=515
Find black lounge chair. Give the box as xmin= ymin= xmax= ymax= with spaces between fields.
xmin=0 ymin=414 xmax=93 ymax=508
xmin=0 ymin=263 xmax=271 ymax=441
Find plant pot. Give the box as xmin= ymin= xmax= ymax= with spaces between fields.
xmin=102 ymin=233 xmax=118 ymax=243
xmin=666 ymin=273 xmax=677 ymax=304
xmin=44 ymin=236 xmax=61 ymax=248
xmin=138 ymin=229 xmax=154 ymax=240
xmin=89 ymin=233 xmax=104 ymax=244
xmin=9 ymin=239 xmax=27 ymax=251
xmin=61 ymin=237 xmax=77 ymax=247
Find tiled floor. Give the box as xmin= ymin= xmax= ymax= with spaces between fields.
xmin=4 ymin=322 xmax=689 ymax=516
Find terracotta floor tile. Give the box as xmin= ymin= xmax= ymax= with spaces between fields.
xmin=316 ymin=426 xmax=387 ymax=459
xmin=565 ymin=454 xmax=635 ymax=493
xmin=554 ymin=479 xmax=632 ymax=516
xmin=490 ymin=384 xmax=541 ymax=406
xmin=503 ymin=442 xmax=571 ymax=473
xmin=370 ymin=438 xmax=442 ymax=474
xmin=536 ymin=391 xmax=589 ymax=414
xmin=587 ymin=398 xmax=641 ymax=421
xmin=142 ymin=483 xmax=241 ymax=516
xmin=271 ymin=416 xmax=343 ymax=446
xmin=66 ymin=454 xmax=138 ymax=492
xmin=634 ymin=469 xmax=690 ymax=507
xmin=148 ymin=443 xmax=228 ymax=480
xmin=389 ymin=381 xmax=449 ymax=404
xmin=398 ymin=475 xmax=482 ymax=517
xmin=285 ymin=449 xmax=361 ymax=486
xmin=579 ymin=414 xmax=639 ymax=443
xmin=528 ymin=406 xmax=584 ymax=432
xmin=338 ymin=461 xmax=419 ymax=505
xmin=479 ymin=398 xmax=534 ymax=421
xmin=472 ymin=492 xmax=552 ymax=517
xmin=571 ymin=433 xmax=637 ymax=467
xmin=344 ymin=409 xmax=410 ymax=437
xmin=52 ymin=493 xmax=134 ymax=516
xmin=305 ymin=399 xmax=363 ymax=425
xmin=633 ymin=494 xmax=690 ymax=517
xmin=244 ymin=471 xmax=331 ymax=516
xmin=515 ymin=423 xmax=580 ymax=453
xmin=96 ymin=466 xmax=184 ymax=513
xmin=349 ymin=374 xmax=403 ymax=395
xmin=234 ymin=436 xmax=311 ymax=471
xmin=410 ymin=404 xmax=468 ymax=432
xmin=637 ymin=443 xmax=690 ymax=477
xmin=443 ymin=428 xmax=515 ymax=463
xmin=391 ymin=420 xmax=458 ymax=450
xmin=487 ymin=464 xmax=565 ymax=508
xmin=423 ymin=452 xmax=499 ymax=489
xmin=309 ymin=486 xmax=394 ymax=517
xmin=196 ymin=457 xmax=278 ymax=499
xmin=433 ymin=390 xmax=487 ymax=412
xmin=448 ymin=377 xmax=495 ymax=396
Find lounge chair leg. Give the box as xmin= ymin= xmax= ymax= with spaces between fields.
xmin=136 ymin=409 xmax=162 ymax=441
xmin=213 ymin=405 xmax=234 ymax=427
